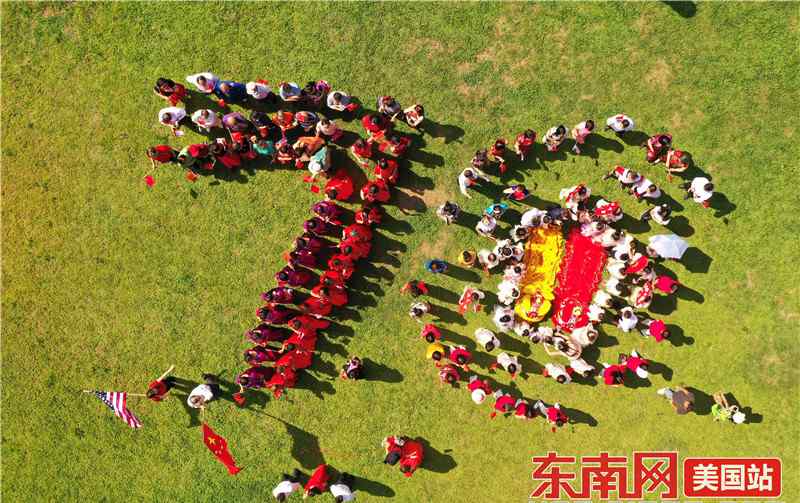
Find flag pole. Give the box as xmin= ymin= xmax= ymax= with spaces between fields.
xmin=156 ymin=365 xmax=175 ymax=382
xmin=81 ymin=390 xmax=147 ymax=397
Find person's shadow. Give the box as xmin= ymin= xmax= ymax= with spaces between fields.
xmin=666 ymin=324 xmax=694 ymax=347
xmin=663 ymin=0 xmax=697 ymax=18
xmin=561 ymin=406 xmax=598 ymax=427
xmin=355 ymin=476 xmax=396 ymax=497
xmin=417 ymin=438 xmax=457 ymax=474
xmin=681 ymin=247 xmax=712 ymax=273
xmin=362 ymin=357 xmax=404 ymax=383
xmin=666 ymin=215 xmax=695 ymax=237
xmin=418 ymin=120 xmax=465 ymax=144
xmin=686 ymin=387 xmax=714 ymax=415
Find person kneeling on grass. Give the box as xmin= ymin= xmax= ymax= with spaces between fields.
xmin=272 ymin=469 xmax=302 ymax=502
xmin=330 ymin=472 xmax=356 ymax=502
xmin=187 ymin=374 xmax=220 ymax=409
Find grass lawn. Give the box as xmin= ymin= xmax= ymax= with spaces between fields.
xmin=2 ymin=2 xmax=799 ymax=502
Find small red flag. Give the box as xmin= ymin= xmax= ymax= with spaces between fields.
xmin=144 ymin=175 xmax=155 ymax=187
xmin=186 ymin=171 xmax=198 ymax=182
xmin=232 ymin=392 xmax=246 ymax=406
xmin=202 ymin=423 xmax=242 ymax=475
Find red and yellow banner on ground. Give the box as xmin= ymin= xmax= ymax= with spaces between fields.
xmin=515 ymin=227 xmax=564 ymax=322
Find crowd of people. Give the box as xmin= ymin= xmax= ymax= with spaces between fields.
xmin=142 ymin=72 xmax=744 ymax=494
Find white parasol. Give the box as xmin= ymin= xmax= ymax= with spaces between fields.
xmin=648 ymin=234 xmax=689 ymax=259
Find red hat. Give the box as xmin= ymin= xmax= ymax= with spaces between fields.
xmin=625 ymin=255 xmax=649 ymax=274
xmin=594 ymin=201 xmax=621 ymax=217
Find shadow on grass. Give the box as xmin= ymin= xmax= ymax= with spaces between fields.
xmin=355 ymin=476 xmax=396 ymax=498
xmin=666 ymin=215 xmax=695 ymax=237
xmin=362 ymin=357 xmax=404 ymax=383
xmin=562 ymin=406 xmax=598 ymax=427
xmin=662 ymin=0 xmax=697 ymax=18
xmin=682 ymin=247 xmax=712 ymax=274
xmin=418 ymin=119 xmax=465 ymax=144
xmin=425 ymin=283 xmax=460 ymax=304
xmin=417 ymin=438 xmax=457 ymax=474
xmin=442 ymin=264 xmax=481 ymax=283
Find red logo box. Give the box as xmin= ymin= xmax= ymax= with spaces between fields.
xmin=683 ymin=457 xmax=781 ymax=498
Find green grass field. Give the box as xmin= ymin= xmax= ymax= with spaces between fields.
xmin=2 ymin=2 xmax=799 ymax=502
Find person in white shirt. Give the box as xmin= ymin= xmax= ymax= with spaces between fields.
xmin=606 ymin=259 xmax=628 ymax=280
xmin=190 ymin=109 xmax=220 ymax=132
xmin=603 ymin=164 xmax=641 ymax=186
xmin=409 ymin=301 xmax=431 ymax=323
xmin=597 ymin=228 xmax=625 ymax=248
xmin=475 ymin=215 xmax=498 ymax=239
xmin=272 ymin=469 xmax=302 ymax=501
xmin=492 ymin=306 xmax=515 ymax=332
xmin=605 ymin=114 xmax=635 ymax=136
xmin=510 ymin=243 xmax=524 ymax=262
xmin=510 ymin=225 xmax=530 ymax=242
xmin=329 ymin=472 xmax=356 ymax=502
xmin=458 ymin=167 xmax=489 ymax=198
xmin=570 ymin=323 xmax=598 ymax=347
xmin=544 ymin=363 xmax=572 ymax=384
xmin=497 ymin=280 xmax=521 ymax=306
xmin=617 ymin=307 xmax=639 ymax=333
xmin=569 ymin=358 xmax=596 ymax=378
xmin=581 ymin=220 xmax=606 ymax=238
xmin=605 ymin=277 xmax=628 ymax=297
xmin=641 ymin=203 xmax=672 ymax=225
xmin=491 ymin=352 xmax=520 ymax=378
xmin=475 ymin=328 xmax=501 ymax=352
xmin=683 ymin=177 xmax=714 ymax=207
xmin=327 ymin=91 xmax=353 ymax=112
xmin=493 ymin=239 xmax=514 ymax=261
xmin=245 ymin=80 xmax=275 ymax=102
xmin=158 ymin=107 xmax=186 ymax=135
xmin=513 ymin=320 xmax=532 ymax=339
xmin=587 ymin=303 xmax=606 ymax=323
xmin=520 ymin=207 xmax=547 ymax=228
xmin=631 ymin=177 xmax=662 ymax=201
xmin=186 ymin=72 xmax=219 ymax=93
xmin=570 ymin=119 xmax=595 ymax=154
xmin=278 ymin=82 xmax=302 ymax=102
xmin=543 ymin=124 xmax=567 ymax=152
xmin=187 ymin=374 xmax=219 ymax=409
xmin=559 ymin=184 xmax=591 ymax=213
xmin=530 ymin=325 xmax=554 ymax=344
xmin=594 ymin=199 xmax=624 ymax=223
xmin=477 ymin=249 xmax=500 ymax=275
xmin=403 ymin=104 xmax=425 ymax=128
xmin=503 ymin=263 xmax=525 ymax=282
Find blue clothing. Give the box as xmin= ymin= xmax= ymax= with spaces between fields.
xmin=485 ymin=203 xmax=509 ymax=217
xmin=214 ymin=80 xmax=247 ymax=102
xmin=425 ymin=259 xmax=448 ymax=274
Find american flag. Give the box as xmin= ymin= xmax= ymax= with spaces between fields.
xmin=91 ymin=391 xmax=142 ymax=429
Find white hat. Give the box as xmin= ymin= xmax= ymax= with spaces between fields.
xmin=732 ymin=411 xmax=746 ymax=424
xmin=471 ymin=389 xmax=486 ymax=404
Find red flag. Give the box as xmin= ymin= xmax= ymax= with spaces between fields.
xmin=186 ymin=171 xmax=198 ymax=182
xmin=202 ymin=423 xmax=242 ymax=475
xmin=144 ymin=175 xmax=155 ymax=187
xmin=232 ymin=392 xmax=246 ymax=406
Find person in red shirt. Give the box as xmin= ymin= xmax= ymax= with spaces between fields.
xmin=327 ymin=254 xmax=356 ymax=281
xmin=382 ymin=435 xmax=406 ymax=465
xmin=534 ymin=401 xmax=569 ymax=428
xmin=301 ymin=463 xmax=329 ymax=493
xmin=267 ymin=366 xmax=299 ymax=399
xmin=360 ymin=179 xmax=391 ymax=204
xmin=620 ymin=350 xmax=650 ymax=379
xmin=342 ymin=222 xmax=373 ymax=243
xmin=467 ymin=375 xmax=492 ymax=404
xmin=490 ymin=138 xmax=510 ymax=174
xmin=355 ymin=204 xmax=382 ymax=226
xmin=640 ymin=318 xmax=670 ymax=342
xmin=312 ymin=282 xmax=348 ymax=307
xmin=420 ymin=323 xmax=441 ymax=343
xmin=447 ymin=345 xmax=472 ymax=371
xmin=324 ymin=169 xmax=354 ymax=202
xmin=272 ymin=110 xmax=296 ymax=136
xmin=438 ymin=364 xmax=460 ymax=387
xmin=399 ymin=439 xmax=425 ymax=477
xmin=153 ymin=78 xmax=187 ymax=106
xmin=302 ymin=295 xmax=333 ymax=317
xmin=146 ymin=145 xmax=178 ymax=169
xmin=275 ymin=348 xmax=314 ymax=371
xmin=245 ymin=324 xmax=290 ymax=346
xmin=654 ymin=275 xmax=680 ymax=295
xmin=339 ymin=238 xmax=371 ymax=261
xmin=374 ymin=157 xmax=400 ymax=184
xmin=514 ymin=129 xmax=536 ymax=161
xmin=146 ymin=365 xmax=176 ymax=401
xmin=350 ymin=138 xmax=374 ymax=169
xmin=490 ymin=390 xmax=517 ymax=418
xmin=361 ymin=113 xmax=391 ymax=138
xmin=514 ymin=399 xmax=537 ymax=420
xmin=643 ymin=133 xmax=673 ymax=163
xmin=274 ymin=140 xmax=298 ymax=166
xmin=380 ymin=134 xmax=411 ymax=157
xmin=210 ymin=141 xmax=242 ymax=170
xmin=244 ymin=346 xmax=281 ymax=365
xmin=602 ymin=363 xmax=626 ymax=386
xmin=401 ymin=280 xmax=428 ymax=298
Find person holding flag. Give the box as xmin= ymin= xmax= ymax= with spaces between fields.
xmin=272 ymin=469 xmax=302 ymax=501
xmin=304 ymin=464 xmax=330 ymax=497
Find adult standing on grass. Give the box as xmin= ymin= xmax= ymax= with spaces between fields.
xmin=158 ymin=106 xmax=187 ymax=136
xmin=186 ymin=71 xmax=219 ymax=94
xmin=682 ymin=176 xmax=714 ymax=208
xmin=213 ymin=79 xmax=248 ymax=108
xmin=605 ymin=113 xmax=635 ymax=137
xmin=570 ymin=119 xmax=595 ymax=154
xmin=458 ymin=167 xmax=490 ymax=198
xmin=514 ymin=129 xmax=536 ymax=161
xmin=543 ymin=124 xmax=568 ymax=152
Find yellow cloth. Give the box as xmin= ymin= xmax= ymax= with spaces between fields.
xmin=514 ymin=227 xmax=564 ymax=322
xmin=426 ymin=342 xmax=445 ymax=360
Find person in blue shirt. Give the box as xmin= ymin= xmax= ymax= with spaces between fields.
xmin=425 ymin=259 xmax=448 ymax=274
xmin=214 ymin=80 xmax=247 ymax=106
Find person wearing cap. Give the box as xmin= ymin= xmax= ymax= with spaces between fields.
xmin=272 ymin=469 xmax=302 ymax=501
xmin=187 ymin=374 xmax=220 ymax=409
xmin=465 ymin=375 xmax=490 ymax=401
xmin=657 ymin=386 xmax=695 ymax=414
xmin=458 ymin=166 xmax=489 ymax=198
xmin=682 ymin=176 xmax=714 ymax=208
xmin=329 ymin=472 xmax=356 ymax=502
xmin=605 ymin=114 xmax=635 ymax=136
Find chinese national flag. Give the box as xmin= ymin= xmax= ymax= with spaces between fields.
xmin=202 ymin=423 xmax=242 ymax=475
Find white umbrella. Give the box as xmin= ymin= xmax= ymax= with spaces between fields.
xmin=648 ymin=234 xmax=689 ymax=259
